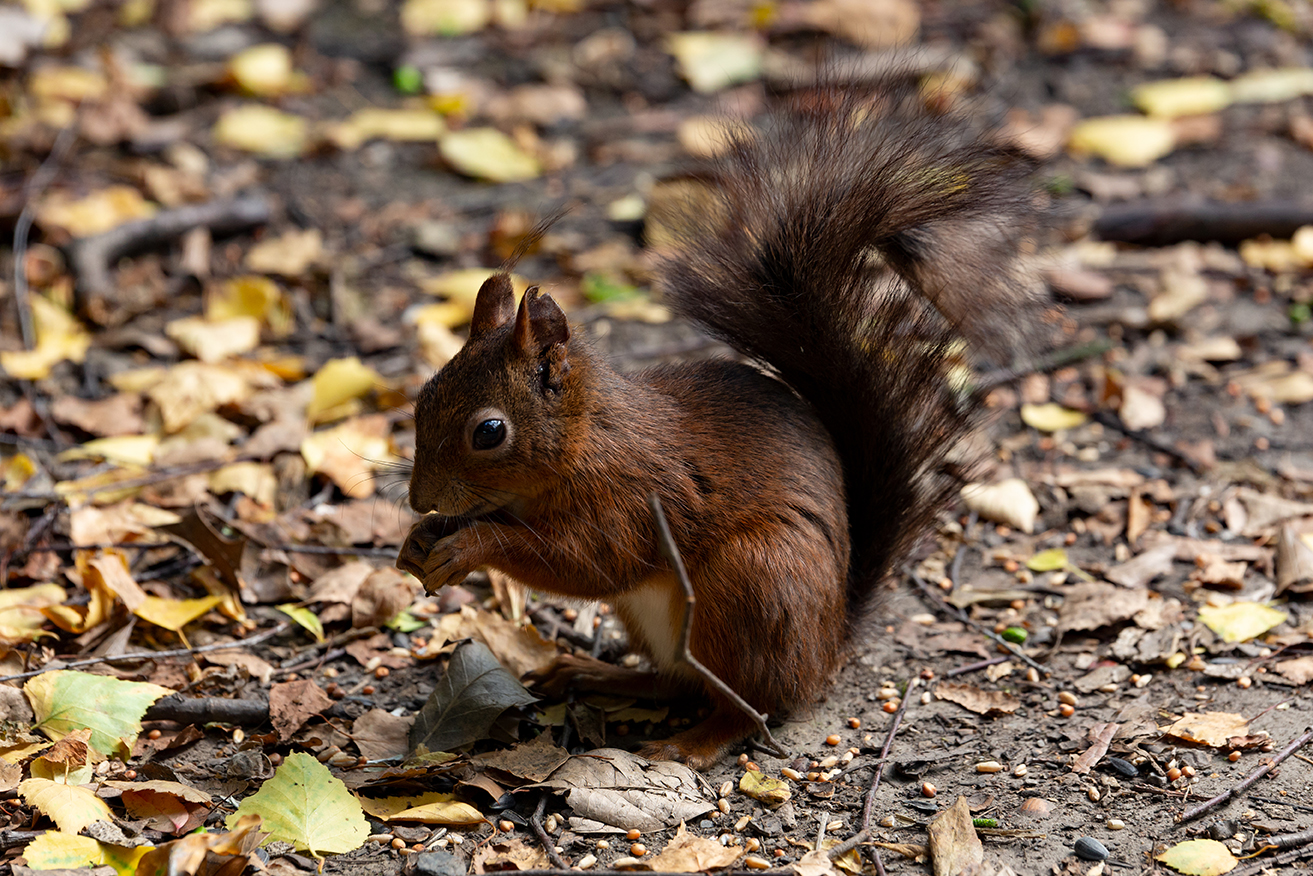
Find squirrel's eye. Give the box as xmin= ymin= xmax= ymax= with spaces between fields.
xmin=472 ymin=419 xmax=507 ymax=451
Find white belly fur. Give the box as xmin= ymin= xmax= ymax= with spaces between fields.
xmin=611 ymin=572 xmax=685 ymax=675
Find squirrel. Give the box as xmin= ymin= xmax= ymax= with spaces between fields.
xmin=396 ymin=80 xmax=1040 ymax=769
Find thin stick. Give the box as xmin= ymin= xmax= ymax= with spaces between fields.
xmin=906 ymin=567 xmax=1049 ymax=677
xmin=0 ymin=621 xmax=291 ymax=683
xmin=13 ymin=124 xmax=78 ymax=349
xmin=1178 ymin=726 xmax=1313 ymax=822
xmin=530 ymin=792 xmax=568 ymax=869
xmin=978 ymin=339 xmax=1114 ymax=390
xmin=945 ymin=655 xmax=1010 ymax=678
xmin=860 ymin=676 xmax=921 ymax=876
xmin=646 ymin=494 xmax=787 ymax=759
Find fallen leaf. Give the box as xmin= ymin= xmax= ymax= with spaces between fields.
xmin=229 ymin=43 xmax=302 ymax=97
xmin=440 ymin=128 xmax=540 ymax=182
xmin=400 ymin=0 xmax=490 ymax=35
xmin=1020 ymin=402 xmax=1087 ymax=432
xmin=166 ymin=315 xmax=262 ymax=362
xmin=213 ymin=104 xmax=308 ymax=157
xmin=227 ymin=752 xmax=369 ymax=855
xmin=351 ymin=709 xmax=414 ymax=762
xmin=25 ymin=671 xmax=173 ymax=757
xmin=306 ymin=356 xmax=380 ymax=423
xmin=926 ymin=796 xmax=981 ymax=876
xmin=1069 ymin=115 xmax=1176 ymax=167
xmin=1155 ymin=838 xmax=1238 ymax=875
xmin=933 ymin=682 xmax=1020 ymax=716
xmin=268 ymin=679 xmax=334 ymax=741
xmin=409 ymin=641 xmax=537 ymax=755
xmin=38 ymin=185 xmax=154 ymax=237
xmin=1161 ymin=712 xmax=1252 ymax=748
xmin=533 ymin=749 xmax=715 ymax=832
xmin=1131 ymin=76 xmax=1232 ymax=118
xmin=1070 ymin=722 xmax=1118 ymax=774
xmin=960 ymin=479 xmax=1039 ymax=533
xmin=358 ymin=790 xmax=484 ymax=824
xmin=1058 ymin=582 xmax=1150 ymax=632
xmin=1197 ymin=602 xmax=1287 ymax=643
xmin=300 ymin=414 xmax=393 ymax=498
xmin=665 ymin=31 xmax=763 ymax=94
xmin=740 ymin=769 xmax=791 ymax=807
xmin=18 ymin=777 xmax=114 ymax=834
xmin=328 ymin=108 xmax=445 ymax=150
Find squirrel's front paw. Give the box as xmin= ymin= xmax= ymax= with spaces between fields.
xmin=397 ymin=516 xmax=472 ymax=593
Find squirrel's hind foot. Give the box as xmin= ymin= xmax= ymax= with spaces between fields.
xmin=637 ymin=706 xmax=758 ymax=771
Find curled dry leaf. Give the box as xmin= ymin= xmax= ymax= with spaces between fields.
xmin=1276 ymin=524 xmax=1313 ymax=593
xmin=649 ymin=822 xmax=744 ymax=872
xmin=1070 ymin=722 xmax=1119 ymax=774
xmin=1058 ymin=582 xmax=1150 ymax=632
xmin=531 ymin=748 xmax=714 ymax=831
xmin=926 ymin=796 xmax=981 ymax=876
xmin=1161 ymin=712 xmax=1253 ymax=748
xmin=961 ymin=479 xmax=1038 ymax=533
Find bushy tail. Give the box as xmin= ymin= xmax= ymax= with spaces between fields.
xmin=657 ymin=81 xmax=1040 ymax=621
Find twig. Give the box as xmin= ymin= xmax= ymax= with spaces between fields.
xmin=1251 ymin=794 xmax=1313 ymax=814
xmin=905 ymin=567 xmax=1049 ymax=677
xmin=69 ymin=194 xmax=272 ymax=298
xmin=531 ymin=793 xmax=568 ymax=869
xmin=0 ymin=621 xmax=291 ymax=683
xmin=945 ymin=655 xmax=1011 ymax=678
xmin=646 ymin=494 xmax=787 ymax=760
xmin=978 ymin=339 xmax=1114 ymax=390
xmin=855 ymin=676 xmax=921 ymax=876
xmin=1093 ymin=198 xmax=1313 ymax=247
xmin=1230 ymin=841 xmax=1313 ymax=876
xmin=1091 ymin=411 xmax=1204 ymax=475
xmin=145 ymin=696 xmax=270 ymax=725
xmin=271 ymin=647 xmax=347 ymax=678
xmin=13 ymin=123 xmax=78 ymax=349
xmin=1178 ymin=726 xmax=1313 ymax=822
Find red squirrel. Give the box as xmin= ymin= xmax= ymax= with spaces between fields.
xmin=396 ymin=82 xmax=1040 ymax=768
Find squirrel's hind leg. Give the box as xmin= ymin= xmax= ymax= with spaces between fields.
xmin=637 ymin=702 xmax=757 ymax=770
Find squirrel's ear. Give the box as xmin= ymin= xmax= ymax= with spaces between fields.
xmin=470 ymin=273 xmax=516 ymax=339
xmin=513 ymin=286 xmax=570 ymax=354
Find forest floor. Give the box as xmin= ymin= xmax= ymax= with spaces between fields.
xmin=1 ymin=0 xmax=1312 ymax=874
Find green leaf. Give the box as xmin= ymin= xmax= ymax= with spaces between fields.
xmin=227 ymin=752 xmax=368 ymax=856
xmin=21 ymin=831 xmax=102 ymax=870
xmin=408 ymin=641 xmax=537 ymax=755
xmin=278 ymin=603 xmax=324 ymax=643
xmin=1155 ymin=838 xmax=1238 ymax=875
xmin=581 ymin=273 xmax=641 ymax=304
xmin=24 ymin=670 xmax=173 ymax=757
xmin=1026 ymin=548 xmax=1069 ymax=572
xmin=394 ymin=65 xmax=423 ymax=94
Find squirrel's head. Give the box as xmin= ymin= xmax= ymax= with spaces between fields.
xmin=407 ymin=272 xmax=572 ymax=517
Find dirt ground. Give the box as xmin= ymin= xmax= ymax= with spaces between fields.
xmin=2 ymin=0 xmax=1313 ymax=874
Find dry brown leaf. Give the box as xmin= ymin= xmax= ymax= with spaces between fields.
xmin=436 ymin=604 xmax=560 ymax=678
xmin=351 ymin=708 xmax=414 ymax=762
xmin=648 ymin=822 xmax=743 ymax=871
xmin=268 ymin=679 xmax=334 ymax=741
xmin=933 ymin=681 xmax=1020 ymax=716
xmin=1070 ymin=722 xmax=1119 ymax=774
xmin=1104 ymin=543 xmax=1176 ymax=588
xmin=1273 ymin=655 xmax=1313 ymax=684
xmin=1276 ymin=524 xmax=1313 ymax=594
xmin=1161 ymin=712 xmax=1255 ymax=748
xmin=49 ymin=394 xmax=145 ymax=437
xmin=472 ymin=731 xmax=571 ymax=783
xmin=1058 ymin=583 xmax=1150 ymax=632
xmin=351 ymin=568 xmax=416 ymax=628
xmin=926 ymin=796 xmax=981 ymax=876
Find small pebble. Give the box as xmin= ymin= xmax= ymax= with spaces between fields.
xmin=1073 ymin=837 xmax=1109 ymax=861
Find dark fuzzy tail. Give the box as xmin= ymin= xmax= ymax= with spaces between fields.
xmin=657 ymin=82 xmax=1040 ymax=621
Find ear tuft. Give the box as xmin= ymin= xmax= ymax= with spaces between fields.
xmin=512 ymin=286 xmax=570 ymax=354
xmin=470 ymin=273 xmax=516 ymax=339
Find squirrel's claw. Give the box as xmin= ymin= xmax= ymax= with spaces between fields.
xmin=396 ymin=516 xmax=472 ymax=593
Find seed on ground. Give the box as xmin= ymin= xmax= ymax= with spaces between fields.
xmin=626 ymin=829 xmax=641 ymax=841
xmin=848 ymin=717 xmax=861 ymax=729
xmin=630 ymin=843 xmax=646 ymax=856
xmin=744 ymin=856 xmax=770 ymax=870
xmin=976 ymin=761 xmax=1003 ymax=773
xmin=825 ymin=734 xmax=841 ymax=746
xmin=921 ymin=782 xmax=936 ymax=797
xmin=577 ymin=854 xmax=597 ymax=870
xmin=1107 ymin=819 xmax=1125 ymax=830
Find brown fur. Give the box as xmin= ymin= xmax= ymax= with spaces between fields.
xmin=398 ymin=80 xmax=1040 ymax=768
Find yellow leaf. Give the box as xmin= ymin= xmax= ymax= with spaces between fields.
xmin=300 ymin=414 xmax=392 ymax=499
xmin=1020 ymin=402 xmax=1088 ymax=432
xmin=228 ymin=43 xmax=302 ymax=97
xmin=1197 ymin=602 xmax=1287 ymax=643
xmin=401 ymin=0 xmax=491 ymax=35
xmin=0 ymin=583 xmax=64 ymax=645
xmin=25 ymin=670 xmax=173 ymax=757
xmin=1027 ymin=548 xmax=1068 ymax=572
xmin=166 ymin=315 xmax=262 ymax=362
xmin=21 ymin=831 xmax=103 ymax=871
xmin=1161 ymin=711 xmax=1252 ymax=748
xmin=133 ymin=594 xmax=222 ymax=633
xmin=58 ymin=434 xmax=159 ymax=467
xmin=306 ymin=357 xmax=380 ymax=422
xmin=38 ymin=185 xmax=154 ymax=237
xmin=1155 ymin=838 xmax=1238 ymax=876
xmin=739 ymin=769 xmax=791 ymax=806
xmin=961 ymin=479 xmax=1039 ymax=534
xmin=245 ymin=231 xmax=324 ymax=280
xmin=1131 ymin=77 xmax=1232 ymax=118
xmin=358 ymin=791 xmax=485 ymax=824
xmin=328 ymin=108 xmax=445 ymax=150
xmin=146 ymin=361 xmax=253 ymax=433
xmin=29 ymin=65 xmax=107 ymax=103
xmin=206 ymin=274 xmax=293 ymax=332
xmin=278 ymin=604 xmax=324 ymax=643
xmin=1069 ymin=115 xmax=1176 ymax=167
xmin=439 ymin=128 xmax=540 ymax=182
xmin=1230 ymin=67 xmax=1313 ymax=104
xmin=0 ymin=295 xmax=92 ymax=380
xmin=210 ymin=461 xmax=277 ymax=507
xmin=19 ymin=778 xmax=114 ymax=834
xmin=666 ymin=31 xmax=764 ymax=94
xmin=213 ymin=104 xmax=307 ymax=158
